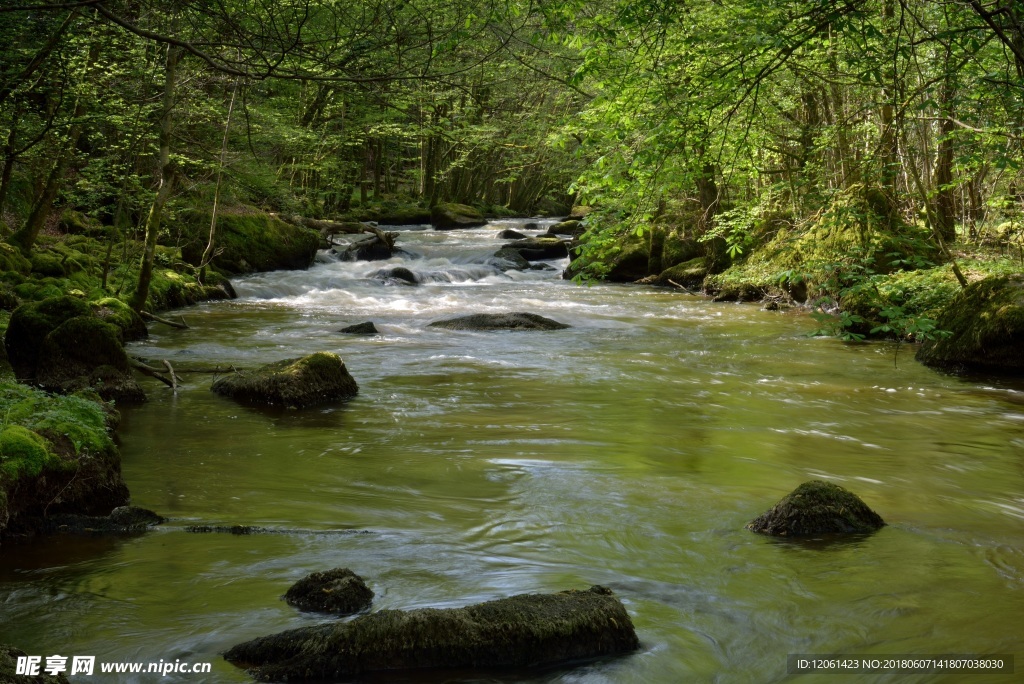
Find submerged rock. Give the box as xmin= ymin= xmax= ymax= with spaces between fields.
xmin=224 ymin=585 xmax=639 ymax=681
xmin=211 ymin=352 xmax=359 ymax=409
xmin=428 ymin=312 xmax=570 ymax=331
xmin=430 ymin=203 xmax=486 ymax=230
xmin=916 ymin=275 xmax=1024 ymax=374
xmin=285 ymin=568 xmax=374 ymax=615
xmin=747 ymin=480 xmax=885 ymax=537
xmin=44 ymin=506 xmax=164 ymax=534
xmin=338 ymin=322 xmax=379 ymax=335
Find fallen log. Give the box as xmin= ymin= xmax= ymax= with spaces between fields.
xmin=140 ymin=310 xmax=189 ymax=329
xmin=224 ymin=585 xmax=638 ymax=681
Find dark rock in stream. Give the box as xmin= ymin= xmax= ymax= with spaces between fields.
xmin=496 ymin=229 xmax=528 ymax=240
xmin=285 ymin=568 xmax=374 ymax=615
xmin=491 ymin=247 xmax=530 ymax=271
xmin=44 ymin=506 xmax=165 ymax=534
xmin=428 ymin=312 xmax=570 ymax=331
xmin=746 ymin=480 xmax=885 ymax=537
xmin=430 ymin=203 xmax=487 ymax=230
xmin=1 ymin=644 xmax=71 ymax=683
xmin=336 ymin=235 xmax=394 ymax=261
xmin=546 ymin=219 xmax=585 ymax=237
xmin=338 ymin=322 xmax=379 ymax=335
xmin=370 ymin=266 xmax=417 ymax=285
xmin=501 ymin=237 xmax=569 ymax=261
xmin=211 ymin=352 xmax=358 ymax=409
xmin=224 ymin=585 xmax=639 ymax=681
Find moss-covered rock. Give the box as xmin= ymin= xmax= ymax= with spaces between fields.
xmin=285 ymin=568 xmax=374 ymax=615
xmin=211 ymin=352 xmax=359 ymax=409
xmin=58 ymin=209 xmax=104 ymax=236
xmin=224 ymin=585 xmax=639 ymax=681
xmin=0 ymin=426 xmax=54 ymax=480
xmin=916 ymin=275 xmax=1024 ymax=373
xmin=430 ymin=203 xmax=486 ymax=230
xmin=428 ymin=312 xmax=570 ymax=331
xmin=0 ymin=381 xmax=130 ymax=542
xmin=35 ymin=316 xmax=145 ymax=402
xmin=747 ymin=480 xmax=885 ymax=537
xmin=0 ymin=644 xmax=71 ymax=683
xmin=497 ymin=229 xmax=528 ymax=240
xmin=651 ymin=257 xmax=709 ymax=289
xmin=181 ymin=208 xmax=320 ymax=274
xmin=4 ymin=296 xmax=92 ymax=378
xmin=29 ymin=252 xmax=65 ymax=278
xmin=91 ymin=297 xmax=147 ymax=342
xmin=0 ymin=242 xmax=31 ymax=276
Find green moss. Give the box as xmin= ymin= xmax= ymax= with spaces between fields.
xmin=747 ymin=480 xmax=885 ymax=536
xmin=0 ymin=381 xmax=115 ymax=459
xmin=917 ymin=274 xmax=1024 ymax=372
xmin=212 ymin=352 xmax=359 ymax=409
xmin=30 ymin=252 xmax=66 ymax=277
xmin=91 ymin=297 xmax=147 ymax=341
xmin=180 ymin=207 xmax=319 ymax=274
xmin=0 ymin=425 xmax=54 ymax=479
xmin=0 ymin=242 xmax=30 ymax=275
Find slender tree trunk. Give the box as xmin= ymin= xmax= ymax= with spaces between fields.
xmin=933 ymin=52 xmax=957 ymax=242
xmin=130 ymin=44 xmax=182 ymax=312
xmin=199 ymin=74 xmax=239 ymax=279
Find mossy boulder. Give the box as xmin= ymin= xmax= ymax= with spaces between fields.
xmin=29 ymin=252 xmax=66 ymax=278
xmin=211 ymin=352 xmax=359 ymax=409
xmin=285 ymin=568 xmax=374 ymax=615
xmin=33 ymin=316 xmax=144 ymax=403
xmin=916 ymin=275 xmax=1024 ymax=373
xmin=58 ymin=209 xmax=104 ymax=237
xmin=430 ymin=203 xmax=486 ymax=230
xmin=0 ymin=242 xmax=31 ymax=276
xmin=181 ymin=209 xmax=320 ymax=274
xmin=224 ymin=585 xmax=639 ymax=681
xmin=4 ymin=296 xmax=92 ymax=378
xmin=428 ymin=312 xmax=570 ymax=331
xmin=91 ymin=297 xmax=147 ymax=342
xmin=652 ymin=257 xmax=709 ymax=289
xmin=747 ymin=480 xmax=885 ymax=537
xmin=0 ymin=382 xmax=130 ymax=541
xmin=0 ymin=644 xmax=71 ymax=683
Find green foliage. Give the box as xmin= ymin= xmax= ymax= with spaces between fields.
xmin=0 ymin=425 xmax=52 ymax=479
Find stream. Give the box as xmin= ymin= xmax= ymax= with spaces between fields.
xmin=1 ymin=219 xmax=1023 ymax=683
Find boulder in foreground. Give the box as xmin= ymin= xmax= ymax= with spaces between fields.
xmin=225 ymin=585 xmax=638 ymax=681
xmin=428 ymin=312 xmax=569 ymax=331
xmin=211 ymin=352 xmax=358 ymax=409
xmin=1 ymin=644 xmax=70 ymax=683
xmin=916 ymin=275 xmax=1024 ymax=374
xmin=285 ymin=568 xmax=373 ymax=615
xmin=747 ymin=480 xmax=885 ymax=537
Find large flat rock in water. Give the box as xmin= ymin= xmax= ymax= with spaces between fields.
xmin=211 ymin=352 xmax=358 ymax=409
xmin=224 ymin=586 xmax=638 ymax=681
xmin=428 ymin=312 xmax=569 ymax=331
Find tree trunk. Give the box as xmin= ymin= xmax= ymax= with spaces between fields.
xmin=129 ymin=44 xmax=182 ymax=312
xmin=932 ymin=54 xmax=957 ymax=243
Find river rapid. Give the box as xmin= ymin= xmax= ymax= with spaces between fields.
xmin=1 ymin=219 xmax=1023 ymax=683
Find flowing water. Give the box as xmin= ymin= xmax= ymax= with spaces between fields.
xmin=2 ymin=220 xmax=1023 ymax=683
